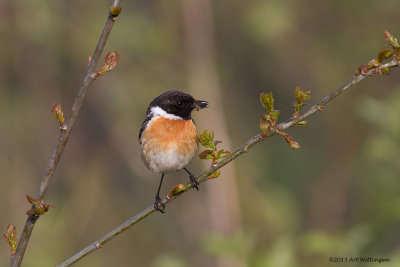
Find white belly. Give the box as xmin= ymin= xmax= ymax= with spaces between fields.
xmin=142 ymin=144 xmax=195 ymax=173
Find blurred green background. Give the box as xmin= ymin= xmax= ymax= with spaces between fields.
xmin=1 ymin=0 xmax=400 ymax=266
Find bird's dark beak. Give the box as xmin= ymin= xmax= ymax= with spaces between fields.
xmin=194 ymin=100 xmax=208 ymax=111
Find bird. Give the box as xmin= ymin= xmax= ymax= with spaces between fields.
xmin=139 ymin=90 xmax=208 ymax=213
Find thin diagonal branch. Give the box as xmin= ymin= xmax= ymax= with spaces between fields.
xmin=278 ymin=59 xmax=398 ymax=130
xmin=57 ymin=56 xmax=399 ymax=267
xmin=10 ymin=1 xmax=122 ymax=267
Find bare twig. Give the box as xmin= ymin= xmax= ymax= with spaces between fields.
xmin=10 ymin=1 xmax=122 ymax=266
xmin=57 ymin=54 xmax=399 ymax=267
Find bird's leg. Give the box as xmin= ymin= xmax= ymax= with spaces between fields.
xmin=183 ymin=168 xmax=199 ymax=191
xmin=154 ymin=174 xmax=166 ymax=213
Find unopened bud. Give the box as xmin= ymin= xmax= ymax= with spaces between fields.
xmin=167 ymin=184 xmax=187 ymax=199
xmin=52 ymin=102 xmax=66 ymax=129
xmin=94 ymin=51 xmax=120 ymax=78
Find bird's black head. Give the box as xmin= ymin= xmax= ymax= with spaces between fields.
xmin=147 ymin=90 xmax=208 ymax=120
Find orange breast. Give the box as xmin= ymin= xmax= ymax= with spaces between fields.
xmin=140 ymin=117 xmax=198 ymax=173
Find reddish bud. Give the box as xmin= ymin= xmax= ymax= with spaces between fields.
xmin=52 ymin=102 xmax=66 ymax=129
xmin=384 ymin=29 xmax=392 ymax=42
xmin=284 ymin=133 xmax=300 ymax=149
xmin=199 ymin=149 xmax=213 ymax=160
xmin=4 ymin=224 xmax=18 ymax=255
xmin=104 ymin=51 xmax=120 ymax=70
xmin=277 ymin=131 xmax=301 ymax=149
xmin=355 ymin=65 xmax=371 ymax=76
xmin=94 ymin=51 xmax=120 ymax=78
xmin=110 ymin=6 xmax=122 ymax=16
xmin=366 ymin=59 xmax=380 ymax=69
xmin=384 ymin=29 xmax=400 ymax=48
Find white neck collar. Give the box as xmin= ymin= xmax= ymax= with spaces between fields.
xmin=150 ymin=106 xmax=183 ymax=120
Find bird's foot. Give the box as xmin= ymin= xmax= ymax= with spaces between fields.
xmin=189 ymin=174 xmax=199 ymax=191
xmin=154 ymin=196 xmax=166 ymax=213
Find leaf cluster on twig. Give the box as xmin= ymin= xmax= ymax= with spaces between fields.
xmin=355 ymin=29 xmax=399 ymax=76
xmin=259 ymin=87 xmax=311 ymax=149
xmin=197 ymin=130 xmax=230 ymax=179
xmin=25 ymin=195 xmax=54 ymax=217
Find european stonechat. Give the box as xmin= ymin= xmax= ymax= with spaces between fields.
xmin=139 ymin=90 xmax=208 ymax=212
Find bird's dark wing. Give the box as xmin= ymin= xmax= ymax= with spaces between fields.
xmin=139 ymin=116 xmax=151 ymax=142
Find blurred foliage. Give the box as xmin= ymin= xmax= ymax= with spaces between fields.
xmin=1 ymin=0 xmax=400 ymax=266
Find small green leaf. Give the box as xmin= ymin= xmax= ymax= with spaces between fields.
xmin=208 ymin=171 xmax=221 ymax=179
xmin=205 ymin=154 xmax=215 ymax=161
xmin=260 ymin=92 xmax=281 ymax=126
xmin=294 ymin=120 xmax=308 ymax=127
xmin=216 ymin=149 xmax=230 ymax=159
xmin=379 ymin=67 xmax=391 ymax=75
xmin=197 ymin=130 xmax=215 ymax=148
xmin=294 ymin=87 xmax=311 ymax=117
xmin=295 ymin=87 xmax=311 ymax=104
xmin=271 ymin=110 xmax=281 ymax=122
xmin=260 ymin=92 xmax=275 ymax=113
xmin=377 ymin=48 xmax=394 ymax=63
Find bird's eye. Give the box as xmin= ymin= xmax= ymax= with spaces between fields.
xmin=176 ymin=101 xmax=183 ymax=107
